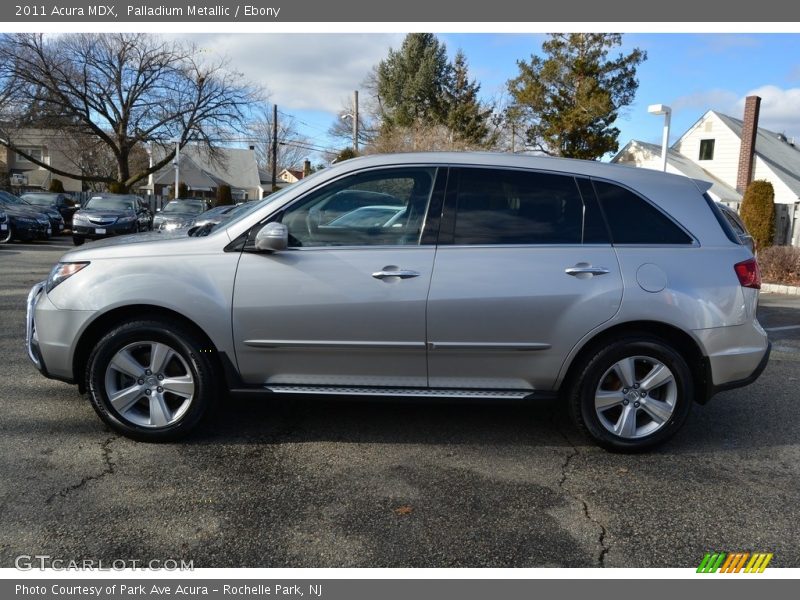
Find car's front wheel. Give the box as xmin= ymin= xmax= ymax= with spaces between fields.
xmin=568 ymin=336 xmax=693 ymax=452
xmin=0 ymin=225 xmax=12 ymax=244
xmin=86 ymin=319 xmax=217 ymax=441
xmin=72 ymin=236 xmax=85 ymax=246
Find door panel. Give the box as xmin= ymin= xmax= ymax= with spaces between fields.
xmin=426 ymin=245 xmax=622 ymax=390
xmin=233 ymin=248 xmax=435 ymax=386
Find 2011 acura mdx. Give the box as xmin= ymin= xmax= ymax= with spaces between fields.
xmin=26 ymin=153 xmax=770 ymax=450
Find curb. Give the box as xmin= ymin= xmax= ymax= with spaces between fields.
xmin=762 ymin=282 xmax=800 ymax=296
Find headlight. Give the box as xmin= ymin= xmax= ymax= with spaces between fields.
xmin=46 ymin=262 xmax=90 ymax=293
xmin=117 ymin=215 xmax=136 ymax=223
xmin=164 ymin=221 xmax=183 ymax=231
xmin=72 ymin=213 xmax=88 ymax=224
xmin=36 ymin=215 xmax=49 ymax=224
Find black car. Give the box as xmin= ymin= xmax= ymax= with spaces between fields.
xmin=20 ymin=192 xmax=79 ymax=229
xmin=71 ymin=193 xmax=153 ymax=246
xmin=0 ymin=191 xmax=63 ymax=234
xmin=0 ymin=198 xmax=51 ymax=242
xmin=153 ymin=198 xmax=212 ymax=231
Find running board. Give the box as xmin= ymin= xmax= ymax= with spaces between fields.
xmin=263 ymin=385 xmax=536 ymax=400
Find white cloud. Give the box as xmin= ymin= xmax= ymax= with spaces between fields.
xmin=173 ymin=33 xmax=404 ymax=113
xmin=736 ymin=85 xmax=800 ymax=136
xmin=671 ymin=85 xmax=800 ymax=138
xmin=671 ymin=89 xmax=739 ymax=113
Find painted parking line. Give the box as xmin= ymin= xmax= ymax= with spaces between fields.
xmin=764 ymin=325 xmax=800 ymax=332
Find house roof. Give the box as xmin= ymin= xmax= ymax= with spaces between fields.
xmin=713 ymin=111 xmax=800 ymax=198
xmin=612 ymin=139 xmax=742 ymax=203
xmin=149 ymin=145 xmax=260 ymax=191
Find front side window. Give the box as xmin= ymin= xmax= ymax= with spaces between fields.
xmin=451 ymin=168 xmax=601 ymax=245
xmin=279 ymin=168 xmax=436 ymax=247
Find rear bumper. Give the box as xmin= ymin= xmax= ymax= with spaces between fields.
xmin=695 ymin=319 xmax=771 ymax=403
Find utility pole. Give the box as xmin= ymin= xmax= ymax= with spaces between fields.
xmin=353 ymin=90 xmax=359 ymax=154
xmin=271 ymin=103 xmax=278 ymax=191
xmin=173 ymin=139 xmax=180 ymax=198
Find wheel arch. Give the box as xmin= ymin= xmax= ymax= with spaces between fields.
xmin=557 ymin=320 xmax=710 ymax=404
xmin=72 ymin=304 xmax=236 ymax=393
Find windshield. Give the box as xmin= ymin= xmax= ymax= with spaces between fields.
xmin=21 ymin=194 xmax=58 ymax=206
xmin=85 ymin=197 xmax=135 ymax=211
xmin=162 ymin=200 xmax=206 ymax=214
xmin=0 ymin=191 xmax=24 ymax=205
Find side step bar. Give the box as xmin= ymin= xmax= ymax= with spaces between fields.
xmin=262 ymin=385 xmax=536 ymax=400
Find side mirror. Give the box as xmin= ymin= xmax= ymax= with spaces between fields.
xmin=255 ymin=222 xmax=289 ymax=252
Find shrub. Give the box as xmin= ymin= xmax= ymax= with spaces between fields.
xmin=216 ymin=184 xmax=232 ymax=206
xmin=48 ymin=179 xmax=65 ymax=193
xmin=758 ymin=245 xmax=800 ymax=286
xmin=740 ymin=180 xmax=775 ymax=250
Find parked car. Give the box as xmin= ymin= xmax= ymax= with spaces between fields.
xmin=20 ymin=192 xmax=79 ymax=229
xmin=0 ymin=191 xmax=63 ymax=234
xmin=326 ymin=205 xmax=407 ymax=228
xmin=0 ymin=195 xmax=51 ymax=241
xmin=27 ymin=153 xmax=769 ymax=450
xmin=716 ymin=203 xmax=756 ymax=253
xmin=71 ymin=193 xmax=152 ymax=245
xmin=153 ymin=198 xmax=212 ymax=231
xmin=187 ymin=203 xmax=251 ymax=232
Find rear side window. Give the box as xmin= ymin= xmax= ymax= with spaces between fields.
xmin=593 ymin=180 xmax=693 ymax=245
xmin=452 ymin=168 xmax=607 ymax=245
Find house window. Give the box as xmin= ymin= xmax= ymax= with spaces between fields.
xmin=15 ymin=147 xmax=43 ymax=164
xmin=698 ymin=139 xmax=715 ymax=161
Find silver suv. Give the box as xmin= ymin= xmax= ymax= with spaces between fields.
xmin=26 ymin=153 xmax=770 ymax=450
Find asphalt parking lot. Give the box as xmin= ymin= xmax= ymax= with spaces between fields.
xmin=1 ymin=236 xmax=799 ymax=568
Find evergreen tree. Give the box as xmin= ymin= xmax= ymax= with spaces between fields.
xmin=445 ymin=51 xmax=493 ymax=146
xmin=508 ymin=34 xmax=646 ymax=159
xmin=375 ymin=33 xmax=453 ymax=130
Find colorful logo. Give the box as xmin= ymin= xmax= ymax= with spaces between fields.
xmin=697 ymin=552 xmax=773 ymax=573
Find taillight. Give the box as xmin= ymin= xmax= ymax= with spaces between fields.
xmin=734 ymin=258 xmax=761 ymax=289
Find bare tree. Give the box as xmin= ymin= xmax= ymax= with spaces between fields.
xmin=247 ymin=104 xmax=311 ymax=174
xmin=0 ymin=33 xmax=261 ymax=191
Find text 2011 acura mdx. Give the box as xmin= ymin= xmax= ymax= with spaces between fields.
xmin=26 ymin=153 xmax=770 ymax=450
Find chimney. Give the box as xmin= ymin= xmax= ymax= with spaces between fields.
xmin=736 ymin=95 xmax=761 ymax=193
xmin=303 ymin=159 xmax=311 ymax=177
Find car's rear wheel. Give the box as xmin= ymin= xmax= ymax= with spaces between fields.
xmin=568 ymin=336 xmax=693 ymax=452
xmin=86 ymin=319 xmax=217 ymax=441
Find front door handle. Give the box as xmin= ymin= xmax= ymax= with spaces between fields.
xmin=372 ymin=267 xmax=420 ymax=280
xmin=565 ymin=265 xmax=611 ymax=277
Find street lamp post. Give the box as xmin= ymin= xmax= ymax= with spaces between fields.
xmin=647 ymin=104 xmax=672 ymax=172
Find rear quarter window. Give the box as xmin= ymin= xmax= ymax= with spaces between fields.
xmin=592 ymin=180 xmax=694 ymax=245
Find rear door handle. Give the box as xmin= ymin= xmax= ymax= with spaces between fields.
xmin=372 ymin=267 xmax=420 ymax=280
xmin=565 ymin=265 xmax=610 ymax=277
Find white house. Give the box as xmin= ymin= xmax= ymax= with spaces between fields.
xmin=613 ymin=96 xmax=800 ymax=244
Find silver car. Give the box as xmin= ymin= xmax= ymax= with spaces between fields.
xmin=26 ymin=153 xmax=770 ymax=450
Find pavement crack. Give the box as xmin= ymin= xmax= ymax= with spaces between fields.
xmin=556 ymin=426 xmax=611 ymax=567
xmin=46 ymin=436 xmax=117 ymax=504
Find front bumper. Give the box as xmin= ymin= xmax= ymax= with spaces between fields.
xmin=26 ymin=282 xmax=94 ymax=384
xmin=72 ymin=221 xmax=137 ymax=238
xmin=26 ymin=282 xmax=47 ymax=374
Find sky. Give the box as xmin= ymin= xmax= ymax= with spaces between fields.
xmin=179 ymin=32 xmax=800 ymax=162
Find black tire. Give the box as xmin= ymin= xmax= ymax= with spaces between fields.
xmin=567 ymin=336 xmax=693 ymax=452
xmin=72 ymin=236 xmax=85 ymax=246
xmin=85 ymin=319 xmax=218 ymax=442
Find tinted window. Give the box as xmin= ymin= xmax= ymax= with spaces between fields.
xmin=452 ymin=169 xmax=597 ymax=245
xmin=280 ymin=168 xmax=436 ymax=247
xmin=593 ymin=181 xmax=693 ymax=245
